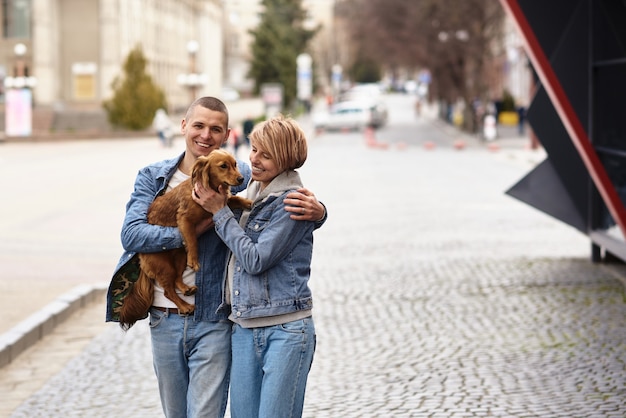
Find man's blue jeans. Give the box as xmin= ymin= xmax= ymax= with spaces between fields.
xmin=149 ymin=308 xmax=231 ymax=418
xmin=230 ymin=317 xmax=316 ymax=418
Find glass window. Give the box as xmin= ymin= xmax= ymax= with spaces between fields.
xmin=3 ymin=0 xmax=31 ymax=39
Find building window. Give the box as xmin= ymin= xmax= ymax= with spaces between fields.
xmin=3 ymin=0 xmax=31 ymax=39
xmin=230 ymin=33 xmax=239 ymax=53
xmin=72 ymin=62 xmax=97 ymax=100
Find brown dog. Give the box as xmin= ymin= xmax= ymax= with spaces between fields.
xmin=120 ymin=149 xmax=252 ymax=329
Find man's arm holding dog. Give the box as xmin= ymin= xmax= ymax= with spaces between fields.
xmin=120 ymin=167 xmax=185 ymax=253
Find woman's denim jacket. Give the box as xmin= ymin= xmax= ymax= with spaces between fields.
xmin=212 ymin=170 xmax=318 ymax=320
xmin=105 ymin=152 xmax=251 ymax=323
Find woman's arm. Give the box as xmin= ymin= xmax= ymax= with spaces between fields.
xmin=194 ymin=184 xmax=314 ymax=274
xmin=213 ymin=201 xmax=313 ymax=275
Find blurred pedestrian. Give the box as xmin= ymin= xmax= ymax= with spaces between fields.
xmin=196 ymin=114 xmax=320 ymax=418
xmin=106 ymin=97 xmax=327 ymax=418
xmin=242 ymin=115 xmax=254 ymax=147
xmin=517 ymin=105 xmax=527 ymax=135
xmin=231 ymin=127 xmax=242 ymax=155
xmin=415 ymin=97 xmax=422 ymax=116
xmin=152 ymin=108 xmax=174 ymax=147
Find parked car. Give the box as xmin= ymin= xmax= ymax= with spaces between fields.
xmin=313 ymin=99 xmax=387 ymax=131
xmin=339 ymin=84 xmax=388 ymax=128
xmin=340 ymin=83 xmax=384 ymax=101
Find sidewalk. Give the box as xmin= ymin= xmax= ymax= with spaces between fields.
xmin=0 ymin=284 xmax=107 ymax=368
xmin=3 ymin=95 xmax=625 ymax=417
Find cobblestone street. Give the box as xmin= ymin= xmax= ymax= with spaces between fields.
xmin=2 ymin=95 xmax=626 ymax=417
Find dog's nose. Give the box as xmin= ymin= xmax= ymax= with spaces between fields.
xmin=237 ymin=176 xmax=244 ymax=184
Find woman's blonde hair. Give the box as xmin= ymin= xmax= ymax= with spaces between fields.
xmin=249 ymin=114 xmax=308 ymax=172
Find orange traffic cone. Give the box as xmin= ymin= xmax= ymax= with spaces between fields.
xmin=364 ymin=127 xmax=377 ymax=147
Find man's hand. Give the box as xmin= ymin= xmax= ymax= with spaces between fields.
xmin=195 ymin=217 xmax=215 ymax=236
xmin=284 ymin=188 xmax=325 ymax=221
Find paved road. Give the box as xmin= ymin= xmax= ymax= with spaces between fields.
xmin=2 ymin=94 xmax=626 ymax=417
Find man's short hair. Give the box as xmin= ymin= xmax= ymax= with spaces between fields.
xmin=185 ymin=96 xmax=229 ymax=127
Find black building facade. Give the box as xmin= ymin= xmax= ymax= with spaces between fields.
xmin=501 ymin=0 xmax=626 ymax=262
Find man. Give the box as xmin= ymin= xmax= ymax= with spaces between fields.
xmin=106 ymin=97 xmax=326 ymax=417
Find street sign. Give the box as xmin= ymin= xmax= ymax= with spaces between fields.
xmin=297 ymin=53 xmax=312 ymax=101
xmin=5 ymin=88 xmax=32 ymax=137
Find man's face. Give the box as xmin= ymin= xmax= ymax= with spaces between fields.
xmin=181 ymin=106 xmax=230 ymax=160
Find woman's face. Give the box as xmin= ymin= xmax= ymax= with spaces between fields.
xmin=249 ymin=139 xmax=280 ymax=190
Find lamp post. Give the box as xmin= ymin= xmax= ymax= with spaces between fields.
xmin=4 ymin=43 xmax=36 ymax=137
xmin=177 ymin=40 xmax=207 ymax=103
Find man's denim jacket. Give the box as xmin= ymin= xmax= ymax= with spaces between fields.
xmin=105 ymin=152 xmax=251 ymax=323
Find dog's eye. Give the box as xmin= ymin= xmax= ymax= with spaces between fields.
xmin=220 ymin=163 xmax=228 ymax=169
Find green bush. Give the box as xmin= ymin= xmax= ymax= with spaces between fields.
xmin=103 ymin=45 xmax=167 ymax=130
xmin=501 ymin=89 xmax=516 ymax=112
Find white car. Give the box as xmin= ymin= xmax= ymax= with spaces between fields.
xmin=340 ymin=83 xmax=384 ymax=101
xmin=313 ymin=100 xmax=387 ymax=130
xmin=313 ymin=101 xmax=375 ymax=131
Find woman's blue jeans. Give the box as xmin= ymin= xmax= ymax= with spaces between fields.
xmin=149 ymin=308 xmax=231 ymax=418
xmin=230 ymin=317 xmax=316 ymax=418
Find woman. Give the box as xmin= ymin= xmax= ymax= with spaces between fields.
xmin=194 ymin=114 xmax=319 ymax=418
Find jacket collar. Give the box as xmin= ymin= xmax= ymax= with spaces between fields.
xmin=247 ymin=170 xmax=303 ymax=202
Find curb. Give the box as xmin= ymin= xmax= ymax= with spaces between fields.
xmin=0 ymin=283 xmax=108 ymax=369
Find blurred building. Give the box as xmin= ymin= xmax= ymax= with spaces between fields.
xmin=0 ymin=0 xmax=224 ymax=133
xmin=503 ymin=0 xmax=626 ymax=263
xmin=222 ymin=0 xmax=262 ymax=95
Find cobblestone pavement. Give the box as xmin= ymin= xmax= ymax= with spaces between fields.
xmin=2 ymin=95 xmax=626 ymax=417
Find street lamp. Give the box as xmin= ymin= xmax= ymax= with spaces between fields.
xmin=4 ymin=43 xmax=36 ymax=137
xmin=177 ymin=40 xmax=208 ymax=102
xmin=331 ymin=64 xmax=342 ymax=101
xmin=438 ymin=30 xmax=469 ymax=43
xmin=5 ymin=43 xmax=37 ymax=89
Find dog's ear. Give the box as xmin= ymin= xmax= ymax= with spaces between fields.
xmin=191 ymin=156 xmax=208 ymax=187
xmin=201 ymin=162 xmax=211 ymax=189
xmin=207 ymin=153 xmax=223 ymax=191
xmin=191 ymin=158 xmax=200 ymax=184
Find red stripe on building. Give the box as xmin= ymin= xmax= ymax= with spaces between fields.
xmin=500 ymin=0 xmax=626 ymax=236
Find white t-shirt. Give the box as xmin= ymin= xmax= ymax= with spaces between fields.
xmin=152 ymin=169 xmax=197 ymax=308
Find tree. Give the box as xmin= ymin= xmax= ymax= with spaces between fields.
xmin=337 ymin=0 xmax=505 ymax=132
xmin=248 ymin=0 xmax=318 ymax=108
xmin=349 ymin=51 xmax=382 ymax=83
xmin=103 ymin=45 xmax=167 ymax=130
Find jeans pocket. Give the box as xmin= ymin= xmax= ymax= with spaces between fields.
xmin=149 ymin=309 xmax=165 ymax=328
xmin=278 ymin=318 xmax=308 ymax=334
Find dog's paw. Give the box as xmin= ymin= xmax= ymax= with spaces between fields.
xmin=228 ymin=196 xmax=253 ymax=210
xmin=180 ymin=305 xmax=195 ymax=315
xmin=187 ymin=258 xmax=200 ymax=272
xmin=184 ymin=286 xmax=197 ymax=296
